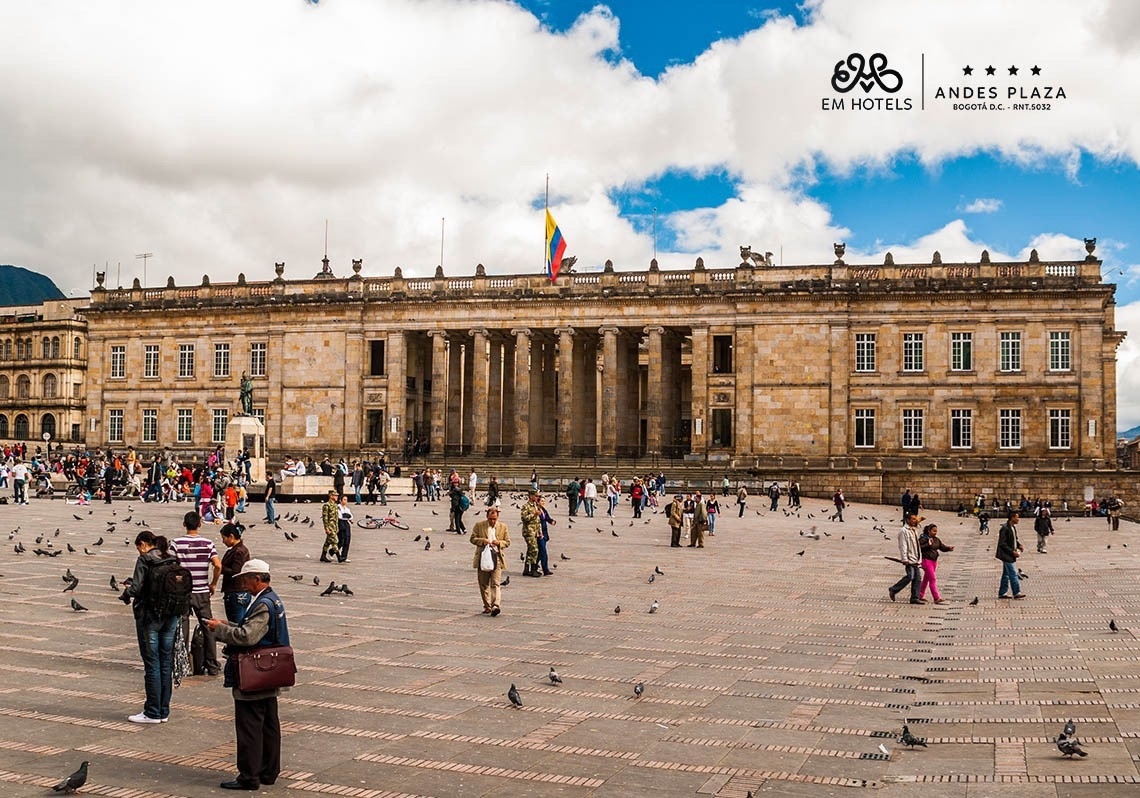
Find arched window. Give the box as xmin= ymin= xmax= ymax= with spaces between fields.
xmin=73 ymin=337 xmax=82 ymax=359
xmin=0 ymin=415 xmax=7 ymax=437
xmin=41 ymin=413 xmax=56 ymax=439
xmin=43 ymin=373 xmax=58 ymax=398
xmin=42 ymin=337 xmax=50 ymax=358
xmin=14 ymin=414 xmax=29 ymax=439
xmin=0 ymin=376 xmax=8 ymax=398
xmin=16 ymin=375 xmax=31 ymax=399
xmin=51 ymin=336 xmax=60 ymax=358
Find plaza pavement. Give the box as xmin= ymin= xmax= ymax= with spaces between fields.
xmin=1 ymin=488 xmax=1139 ymax=798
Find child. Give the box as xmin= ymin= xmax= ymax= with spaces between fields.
xmin=978 ymin=511 xmax=990 ymax=535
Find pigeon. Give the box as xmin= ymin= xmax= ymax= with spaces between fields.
xmin=45 ymin=549 xmax=63 ymax=557
xmin=900 ymin=725 xmax=927 ymax=748
xmin=1056 ymin=735 xmax=1088 ymax=757
xmin=320 ymin=581 xmax=338 ymax=596
xmin=612 ymin=530 xmax=619 ymax=537
xmin=92 ymin=537 xmax=103 ymax=546
xmin=560 ymin=553 xmax=570 ymax=561
xmin=384 ymin=548 xmax=397 ymax=556
xmin=338 ymin=584 xmax=354 ymax=596
xmin=1110 ymin=619 xmax=1119 ymax=632
xmin=633 ymin=681 xmax=644 ymax=698
xmin=499 ymin=575 xmax=510 ymax=587
xmin=969 ymin=596 xmax=979 ymax=605
xmin=614 ymin=605 xmax=621 ymax=614
xmin=648 ymin=574 xmax=655 ymax=584
xmin=313 ymin=576 xmax=320 ymax=586
xmin=655 ymin=566 xmax=663 ymax=575
xmin=110 ymin=575 xmax=119 ymax=591
xmin=72 ymin=514 xmax=83 ymax=521
xmin=508 ymin=683 xmax=522 ymax=708
xmin=649 ymin=600 xmax=659 ymax=614
xmin=67 ymin=543 xmax=77 ymax=553
xmin=1018 ymin=570 xmax=1029 ymax=579
xmin=1062 ymin=719 xmax=1076 ymax=737
xmin=439 ymin=542 xmax=445 ymax=550
xmin=288 ymin=574 xmax=304 ymax=581
xmin=63 ymin=568 xmax=75 ymax=582
xmin=70 ymin=598 xmax=88 ymax=611
xmin=52 ymin=760 xmax=89 ymax=794
xmin=413 ymin=534 xmax=422 ymax=542
xmin=283 ymin=532 xmax=292 ymax=542
xmin=424 ymin=541 xmax=431 ymax=550
xmin=548 ymin=667 xmax=562 ymax=685
xmin=84 ymin=548 xmax=97 ymax=555
xmin=62 ymin=578 xmax=79 ymax=593
xmin=796 ymin=550 xmax=805 ymax=556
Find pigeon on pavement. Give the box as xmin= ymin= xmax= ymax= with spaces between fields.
xmin=52 ymin=760 xmax=89 ymax=794
xmin=70 ymin=598 xmax=88 ymax=612
xmin=649 ymin=600 xmax=659 ymax=614
xmin=320 ymin=581 xmax=338 ymax=596
xmin=633 ymin=681 xmax=644 ymax=698
xmin=1062 ymin=719 xmax=1076 ymax=737
xmin=1057 ymin=735 xmax=1088 ymax=758
xmin=508 ymin=683 xmax=522 ymax=708
xmin=969 ymin=596 xmax=979 ymax=605
xmin=900 ymin=725 xmax=927 ymax=748
xmin=548 ymin=667 xmax=562 ymax=685
xmin=1110 ymin=619 xmax=1119 ymax=632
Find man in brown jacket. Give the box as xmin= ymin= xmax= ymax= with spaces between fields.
xmin=689 ymin=490 xmax=709 ymax=548
xmin=668 ymin=495 xmax=685 ymax=548
xmin=470 ymin=506 xmax=511 ymax=616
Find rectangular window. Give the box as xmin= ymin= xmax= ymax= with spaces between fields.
xmin=710 ymin=408 xmax=733 ymax=447
xmin=252 ymin=408 xmax=266 ymax=427
xmin=212 ymin=409 xmax=228 ymax=443
xmin=249 ymin=342 xmax=267 ymax=378
xmin=902 ymin=332 xmax=924 ymax=372
xmin=902 ymin=408 xmax=924 ymax=448
xmin=143 ymin=344 xmax=160 ymax=378
xmin=1000 ymin=332 xmax=1022 ymax=372
xmin=176 ymin=409 xmax=193 ymax=443
xmin=855 ymin=333 xmax=876 ymax=372
xmin=999 ymin=408 xmax=1022 ymax=449
xmin=178 ymin=343 xmax=195 ymax=378
xmin=1050 ymin=408 xmax=1072 ymax=449
xmin=854 ymin=408 xmax=876 ymax=447
xmin=142 ymin=409 xmax=158 ymax=444
xmin=110 ymin=345 xmax=126 ymax=379
xmin=108 ymin=409 xmax=124 ymax=443
xmin=369 ymin=340 xmax=386 ymax=376
xmin=214 ymin=343 xmax=231 ymax=378
xmin=1049 ymin=331 xmax=1071 ymax=371
xmin=712 ymin=335 xmax=734 ymax=373
xmin=950 ymin=408 xmax=972 ymax=448
xmin=950 ymin=332 xmax=973 ymax=371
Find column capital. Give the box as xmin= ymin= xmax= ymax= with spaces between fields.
xmin=467 ymin=327 xmax=490 ymax=338
xmin=554 ymin=326 xmax=575 ymax=337
xmin=644 ymin=325 xmax=665 ymax=336
xmin=510 ymin=327 xmax=532 ymax=338
xmin=426 ymin=330 xmax=449 ymax=340
xmin=598 ymin=325 xmax=620 ymax=336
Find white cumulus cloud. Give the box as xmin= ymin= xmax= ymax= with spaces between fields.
xmin=960 ymin=198 xmax=1003 ymax=213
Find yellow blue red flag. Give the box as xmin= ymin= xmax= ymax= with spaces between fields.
xmin=545 ymin=210 xmax=567 ymax=281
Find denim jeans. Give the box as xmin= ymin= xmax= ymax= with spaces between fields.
xmin=224 ymin=591 xmax=252 ymax=623
xmin=890 ymin=564 xmax=921 ymax=601
xmin=264 ymin=496 xmax=277 ymax=524
xmin=136 ymin=613 xmax=180 ymax=719
xmin=999 ymin=561 xmax=1022 ymax=597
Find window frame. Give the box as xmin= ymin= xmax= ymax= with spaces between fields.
xmin=1049 ymin=408 xmax=1072 ymax=449
xmin=950 ymin=331 xmax=973 ymax=372
xmin=108 ymin=409 xmax=124 ymax=443
xmin=178 ymin=343 xmax=195 ymax=379
xmin=855 ymin=333 xmax=876 ymax=373
xmin=901 ymin=407 xmax=925 ymax=449
xmin=853 ymin=408 xmax=876 ymax=448
xmin=143 ymin=344 xmax=160 ymax=379
xmin=999 ymin=331 xmax=1022 ymax=372
xmin=1049 ymin=330 xmax=1072 ymax=372
xmin=176 ymin=409 xmax=193 ymax=443
xmin=902 ymin=332 xmax=924 ymax=373
xmin=999 ymin=408 xmax=1022 ymax=449
xmin=950 ymin=408 xmax=972 ymax=449
xmin=109 ymin=345 xmax=126 ymax=379
xmin=249 ymin=342 xmax=267 ymax=378
xmin=142 ymin=408 xmax=158 ymax=444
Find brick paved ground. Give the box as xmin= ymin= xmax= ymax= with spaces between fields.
xmin=1 ymin=488 xmax=1138 ymax=797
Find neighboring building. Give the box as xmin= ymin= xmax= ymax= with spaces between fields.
xmin=79 ymin=243 xmax=1125 ymax=468
xmin=0 ymin=298 xmax=88 ymax=444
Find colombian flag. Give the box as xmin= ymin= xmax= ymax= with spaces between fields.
xmin=545 ymin=209 xmax=567 ymax=282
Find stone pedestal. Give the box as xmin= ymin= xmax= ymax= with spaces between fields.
xmin=227 ymin=415 xmax=267 ymax=484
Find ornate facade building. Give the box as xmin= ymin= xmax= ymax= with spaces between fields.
xmin=0 ymin=299 xmax=88 ymax=444
xmin=79 ymin=243 xmax=1124 ymax=470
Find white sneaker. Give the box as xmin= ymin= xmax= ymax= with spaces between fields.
xmin=128 ymin=713 xmax=162 ymax=724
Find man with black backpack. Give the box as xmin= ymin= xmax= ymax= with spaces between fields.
xmin=172 ymin=511 xmax=223 ymax=676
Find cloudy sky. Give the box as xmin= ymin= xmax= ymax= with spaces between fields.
xmin=3 ymin=0 xmax=1139 ymax=427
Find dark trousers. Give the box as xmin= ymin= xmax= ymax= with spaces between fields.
xmin=234 ymin=696 xmax=280 ymax=785
xmin=338 ymin=520 xmax=351 ymax=562
xmin=185 ymin=593 xmax=220 ymax=672
xmin=738 ymin=501 xmax=745 ymax=517
xmin=890 ymin=564 xmax=921 ymax=600
xmin=670 ymin=525 xmax=682 ymax=547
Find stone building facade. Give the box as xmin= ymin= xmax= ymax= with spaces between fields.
xmin=0 ymin=299 xmax=89 ymax=445
xmin=79 ymin=244 xmax=1124 ymax=470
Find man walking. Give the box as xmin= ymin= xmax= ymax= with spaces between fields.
xmin=172 ymin=511 xmax=222 ymax=676
xmin=736 ymin=485 xmax=748 ymax=517
xmin=520 ymin=490 xmax=542 ymax=577
xmin=320 ymin=490 xmax=339 ymax=563
xmin=888 ymin=513 xmax=924 ymax=605
xmin=996 ymin=511 xmax=1026 ymax=599
xmin=1034 ymin=507 xmax=1053 ymax=553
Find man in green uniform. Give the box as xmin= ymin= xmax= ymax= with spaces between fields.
xmin=520 ymin=489 xmax=542 ymax=577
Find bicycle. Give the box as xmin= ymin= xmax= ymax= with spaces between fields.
xmin=357 ymin=514 xmax=409 ymax=530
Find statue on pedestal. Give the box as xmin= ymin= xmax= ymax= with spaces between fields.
xmin=239 ymin=371 xmax=253 ymax=416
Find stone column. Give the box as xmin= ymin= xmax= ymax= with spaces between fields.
xmin=510 ymin=328 xmax=531 ymax=457
xmin=446 ymin=333 xmax=463 ymax=451
xmin=487 ymin=335 xmax=503 ymax=454
xmin=599 ymin=326 xmax=619 ymax=456
xmin=734 ymin=324 xmax=754 ymax=456
xmin=428 ymin=331 xmax=447 ymax=454
xmin=385 ymin=330 xmax=406 ymax=455
xmin=644 ymin=326 xmax=664 ymax=454
xmin=469 ymin=328 xmax=489 ymax=454
xmin=689 ymin=327 xmax=708 ymax=456
xmin=461 ymin=334 xmax=475 ymax=451
xmin=539 ymin=336 xmax=556 ymax=448
xmin=620 ymin=331 xmax=640 ymax=455
xmin=574 ymin=331 xmax=597 ymax=452
xmin=555 ymin=327 xmax=575 ymax=455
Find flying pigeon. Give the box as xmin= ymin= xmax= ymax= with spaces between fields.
xmin=508 ymin=683 xmax=522 ymax=708
xmin=62 ymin=578 xmax=79 ymax=593
xmin=52 ymin=760 xmax=89 ymax=794
xmin=548 ymin=667 xmax=562 ymax=685
xmin=900 ymin=725 xmax=927 ymax=748
xmin=70 ymin=598 xmax=88 ymax=612
xmin=633 ymin=681 xmax=644 ymax=698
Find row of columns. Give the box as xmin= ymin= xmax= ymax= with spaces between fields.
xmin=415 ymin=326 xmax=687 ymax=457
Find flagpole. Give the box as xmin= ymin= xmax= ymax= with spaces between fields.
xmin=544 ymin=173 xmax=550 ymax=276
xmin=440 ymin=217 xmax=445 ymax=270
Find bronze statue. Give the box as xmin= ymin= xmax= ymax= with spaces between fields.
xmin=239 ymin=371 xmax=253 ymax=415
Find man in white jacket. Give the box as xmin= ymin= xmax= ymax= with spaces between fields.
xmin=888 ymin=514 xmax=924 ymax=605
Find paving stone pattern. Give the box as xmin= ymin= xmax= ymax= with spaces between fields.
xmin=0 ymin=492 xmax=1138 ymax=796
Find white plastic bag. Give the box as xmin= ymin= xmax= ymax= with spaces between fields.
xmin=480 ymin=544 xmax=495 ymax=572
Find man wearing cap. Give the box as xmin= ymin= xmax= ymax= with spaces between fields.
xmin=668 ymin=494 xmax=685 ymax=547
xmin=889 ymin=513 xmax=924 ymax=604
xmin=470 ymin=506 xmax=511 ymax=615
xmin=519 ymin=490 xmax=542 ymax=576
xmin=206 ymin=558 xmax=290 ymax=791
xmin=320 ymin=489 xmax=339 ymax=563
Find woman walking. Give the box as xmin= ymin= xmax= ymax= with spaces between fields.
xmin=918 ymin=523 xmax=954 ymax=604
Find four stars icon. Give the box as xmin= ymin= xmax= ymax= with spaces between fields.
xmin=963 ymin=64 xmax=1043 ymax=76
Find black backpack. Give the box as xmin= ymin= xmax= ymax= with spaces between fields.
xmin=146 ymin=557 xmax=193 ymax=619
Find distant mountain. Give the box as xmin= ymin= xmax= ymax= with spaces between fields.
xmin=1121 ymin=425 xmax=1140 ymax=441
xmin=0 ymin=265 xmax=65 ymax=306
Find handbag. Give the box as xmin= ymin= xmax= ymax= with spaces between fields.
xmin=173 ymin=621 xmax=191 ymax=688
xmin=479 ymin=543 xmax=495 ymax=572
xmin=235 ymin=645 xmax=297 ymax=691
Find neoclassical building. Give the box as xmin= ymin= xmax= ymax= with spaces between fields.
xmin=76 ymin=243 xmax=1124 ymax=469
xmin=0 ymin=299 xmax=89 ymax=444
